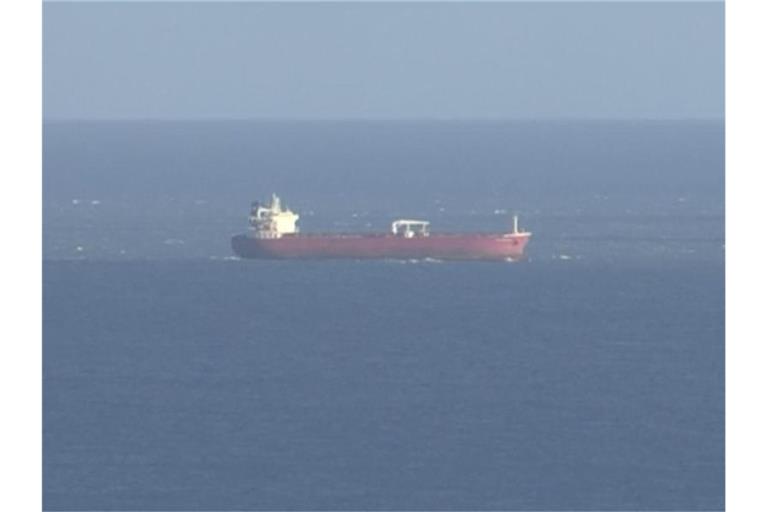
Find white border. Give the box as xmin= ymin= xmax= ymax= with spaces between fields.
xmin=726 ymin=0 xmax=768 ymax=511
xmin=0 ymin=0 xmax=42 ymax=511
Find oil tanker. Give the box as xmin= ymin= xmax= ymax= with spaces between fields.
xmin=231 ymin=194 xmax=531 ymax=261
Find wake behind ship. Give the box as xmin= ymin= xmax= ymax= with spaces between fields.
xmin=231 ymin=194 xmax=532 ymax=261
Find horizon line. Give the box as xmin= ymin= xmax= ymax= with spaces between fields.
xmin=42 ymin=116 xmax=725 ymax=123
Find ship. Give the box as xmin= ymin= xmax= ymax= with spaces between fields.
xmin=231 ymin=194 xmax=531 ymax=261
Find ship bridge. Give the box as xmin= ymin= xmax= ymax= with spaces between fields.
xmin=249 ymin=194 xmax=299 ymax=239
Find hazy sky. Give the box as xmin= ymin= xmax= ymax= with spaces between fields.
xmin=43 ymin=1 xmax=724 ymax=120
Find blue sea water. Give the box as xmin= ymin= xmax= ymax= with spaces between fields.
xmin=43 ymin=121 xmax=724 ymax=510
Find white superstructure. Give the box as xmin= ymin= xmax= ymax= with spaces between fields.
xmin=391 ymin=219 xmax=430 ymax=238
xmin=249 ymin=194 xmax=300 ymax=238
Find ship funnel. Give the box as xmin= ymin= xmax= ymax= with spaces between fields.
xmin=513 ymin=215 xmax=519 ymax=234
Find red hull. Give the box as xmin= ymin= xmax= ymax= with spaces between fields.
xmin=232 ymin=233 xmax=531 ymax=261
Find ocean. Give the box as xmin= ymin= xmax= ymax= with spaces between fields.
xmin=43 ymin=120 xmax=724 ymax=510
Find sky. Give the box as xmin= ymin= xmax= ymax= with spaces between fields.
xmin=43 ymin=1 xmax=724 ymax=120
